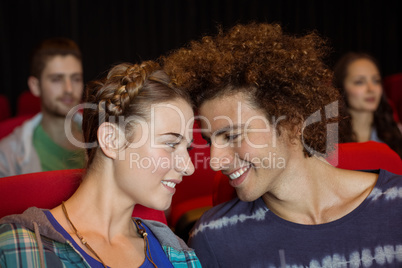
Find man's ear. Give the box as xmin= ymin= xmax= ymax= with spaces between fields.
xmin=28 ymin=76 xmax=41 ymax=97
xmin=97 ymin=122 xmax=125 ymax=159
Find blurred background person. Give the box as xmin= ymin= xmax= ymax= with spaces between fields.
xmin=0 ymin=37 xmax=85 ymax=177
xmin=333 ymin=52 xmax=402 ymax=158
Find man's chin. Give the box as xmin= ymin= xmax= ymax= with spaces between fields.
xmin=43 ymin=108 xmax=73 ymax=118
xmin=236 ymin=189 xmax=260 ymax=203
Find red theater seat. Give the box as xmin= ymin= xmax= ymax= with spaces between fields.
xmin=0 ymin=94 xmax=11 ymax=122
xmin=326 ymin=141 xmax=402 ymax=174
xmin=0 ymin=169 xmax=167 ymax=224
xmin=384 ymin=73 xmax=402 ymax=122
xmin=17 ymin=90 xmax=41 ymax=116
xmin=212 ymin=141 xmax=402 ymax=206
xmin=0 ymin=114 xmax=34 ymax=140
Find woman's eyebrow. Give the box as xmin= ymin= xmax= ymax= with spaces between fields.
xmin=159 ymin=132 xmax=194 ymax=145
xmin=159 ymin=133 xmax=183 ymax=139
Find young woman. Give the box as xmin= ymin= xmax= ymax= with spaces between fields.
xmin=0 ymin=61 xmax=201 ymax=267
xmin=333 ymin=52 xmax=402 ymax=158
xmin=164 ymin=23 xmax=402 ymax=267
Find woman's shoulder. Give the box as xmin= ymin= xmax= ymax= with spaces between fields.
xmin=138 ymin=219 xmax=187 ymax=250
xmin=138 ymin=218 xmax=202 ymax=267
xmin=0 ymin=222 xmax=38 ymax=252
xmin=0 ymin=221 xmax=32 ymax=234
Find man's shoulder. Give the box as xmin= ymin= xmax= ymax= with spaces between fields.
xmin=367 ymin=169 xmax=402 ymax=202
xmin=0 ymin=114 xmax=40 ymax=147
xmin=0 ymin=126 xmax=24 ymax=147
xmin=374 ymin=169 xmax=402 ymax=190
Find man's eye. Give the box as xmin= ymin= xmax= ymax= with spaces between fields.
xmin=204 ymin=139 xmax=211 ymax=147
xmin=73 ymin=77 xmax=83 ymax=83
xmin=225 ymin=133 xmax=240 ymax=141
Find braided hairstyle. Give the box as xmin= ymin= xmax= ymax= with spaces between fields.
xmin=83 ymin=61 xmax=191 ymax=168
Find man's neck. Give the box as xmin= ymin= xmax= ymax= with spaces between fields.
xmin=40 ymin=112 xmax=82 ymax=150
xmin=261 ymin=156 xmax=376 ymax=225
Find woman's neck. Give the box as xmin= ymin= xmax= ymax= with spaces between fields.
xmin=70 ymin=168 xmax=136 ymax=237
xmin=349 ymin=109 xmax=374 ymax=142
xmin=52 ymin=163 xmax=137 ymax=240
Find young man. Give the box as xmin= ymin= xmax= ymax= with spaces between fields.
xmin=0 ymin=38 xmax=85 ymax=177
xmin=164 ymin=23 xmax=402 ymax=267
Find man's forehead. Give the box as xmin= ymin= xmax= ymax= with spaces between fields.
xmin=43 ymin=55 xmax=82 ymax=71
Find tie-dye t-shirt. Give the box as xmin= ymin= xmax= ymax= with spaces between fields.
xmin=189 ymin=169 xmax=402 ymax=268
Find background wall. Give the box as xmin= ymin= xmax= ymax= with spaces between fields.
xmin=1 ymin=0 xmax=401 ymax=115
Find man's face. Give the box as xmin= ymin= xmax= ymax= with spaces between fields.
xmin=38 ymin=55 xmax=83 ymax=117
xmin=199 ymin=91 xmax=293 ymax=202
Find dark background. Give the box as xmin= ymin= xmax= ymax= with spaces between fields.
xmin=1 ymin=0 xmax=401 ymax=116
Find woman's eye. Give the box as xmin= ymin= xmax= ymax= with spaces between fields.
xmin=353 ymin=80 xmax=364 ymax=85
xmin=166 ymin=143 xmax=179 ymax=149
xmin=373 ymin=79 xmax=382 ymax=85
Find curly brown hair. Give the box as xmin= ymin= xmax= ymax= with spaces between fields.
xmin=163 ymin=22 xmax=340 ymax=156
xmin=83 ymin=61 xmax=191 ymax=167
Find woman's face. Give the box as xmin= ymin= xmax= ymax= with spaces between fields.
xmin=344 ymin=58 xmax=382 ymax=113
xmin=115 ymin=98 xmax=195 ymax=211
xmin=199 ymin=91 xmax=294 ymax=202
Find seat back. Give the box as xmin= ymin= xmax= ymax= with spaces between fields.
xmin=0 ymin=169 xmax=167 ymax=224
xmin=0 ymin=94 xmax=11 ymax=122
xmin=383 ymin=73 xmax=402 ymax=122
xmin=327 ymin=141 xmax=402 ymax=174
xmin=17 ymin=91 xmax=41 ymax=116
xmin=212 ymin=170 xmax=237 ymax=207
xmin=212 ymin=141 xmax=402 ymax=206
xmin=0 ymin=114 xmax=34 ymax=140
